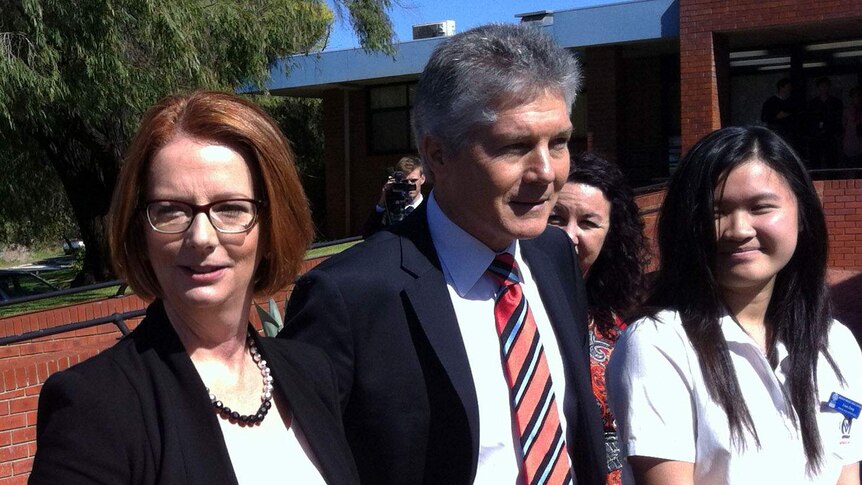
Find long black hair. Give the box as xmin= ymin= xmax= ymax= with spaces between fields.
xmin=649 ymin=126 xmax=838 ymax=471
xmin=568 ymin=152 xmax=647 ymax=331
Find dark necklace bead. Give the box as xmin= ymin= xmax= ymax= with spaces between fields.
xmin=206 ymin=331 xmax=274 ymax=426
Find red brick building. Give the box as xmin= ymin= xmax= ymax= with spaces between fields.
xmin=263 ymin=0 xmax=862 ymax=240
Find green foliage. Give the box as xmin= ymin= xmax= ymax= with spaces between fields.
xmin=0 ymin=150 xmax=77 ymax=246
xmin=1 ymin=1 xmax=335 ymax=126
xmin=253 ymin=94 xmax=327 ymax=238
xmin=255 ymin=298 xmax=284 ymax=337
xmin=0 ymin=0 xmax=394 ymax=281
xmin=341 ymin=0 xmax=396 ymax=54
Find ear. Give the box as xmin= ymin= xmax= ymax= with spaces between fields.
xmin=420 ymin=134 xmax=445 ymax=171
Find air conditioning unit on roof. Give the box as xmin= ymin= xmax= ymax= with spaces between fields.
xmin=412 ymin=20 xmax=456 ymax=40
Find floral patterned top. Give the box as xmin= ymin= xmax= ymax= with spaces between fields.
xmin=589 ymin=313 xmax=627 ymax=485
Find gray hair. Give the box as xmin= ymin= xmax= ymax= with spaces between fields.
xmin=412 ymin=23 xmax=581 ymax=156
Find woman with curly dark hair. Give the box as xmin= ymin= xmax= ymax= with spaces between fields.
xmin=549 ymin=152 xmax=648 ymax=485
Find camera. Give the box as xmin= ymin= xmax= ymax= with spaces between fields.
xmin=384 ymin=170 xmax=415 ymax=223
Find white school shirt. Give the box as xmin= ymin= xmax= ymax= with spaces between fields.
xmin=607 ymin=309 xmax=862 ymax=485
xmin=426 ymin=192 xmax=571 ymax=485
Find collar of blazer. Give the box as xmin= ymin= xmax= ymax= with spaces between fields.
xmin=133 ymin=301 xmax=352 ymax=484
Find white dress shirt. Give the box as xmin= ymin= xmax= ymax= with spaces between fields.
xmin=607 ymin=309 xmax=862 ymax=484
xmin=219 ymin=417 xmax=326 ymax=484
xmin=375 ymin=193 xmax=423 ymax=213
xmin=426 ymin=192 xmax=571 ymax=485
xmin=409 ymin=193 xmax=424 ymax=210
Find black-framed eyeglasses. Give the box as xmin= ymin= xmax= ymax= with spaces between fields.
xmin=144 ymin=199 xmax=263 ymax=234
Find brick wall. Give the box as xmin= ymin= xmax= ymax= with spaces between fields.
xmin=679 ymin=0 xmax=862 ymax=151
xmin=322 ymin=90 xmax=349 ymax=238
xmin=816 ymin=179 xmax=862 ymax=269
xmin=633 ymin=189 xmax=666 ymax=273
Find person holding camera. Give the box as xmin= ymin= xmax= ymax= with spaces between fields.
xmin=361 ymin=155 xmax=426 ymax=237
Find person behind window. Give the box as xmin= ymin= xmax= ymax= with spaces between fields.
xmin=30 ymin=91 xmax=358 ymax=484
xmin=607 ymin=126 xmax=862 ymax=484
xmin=842 ymin=86 xmax=862 ymax=168
xmin=548 ymin=152 xmax=647 ymax=485
xmin=806 ymin=77 xmax=844 ymax=169
xmin=761 ymin=77 xmax=798 ymax=148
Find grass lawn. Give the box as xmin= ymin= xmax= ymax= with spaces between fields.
xmin=306 ymin=240 xmax=362 ymax=259
xmin=0 ymin=266 xmax=124 ymax=320
xmin=0 ymin=247 xmax=65 ymax=269
xmin=0 ymin=240 xmax=362 ymax=321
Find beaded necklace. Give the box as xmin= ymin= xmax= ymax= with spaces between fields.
xmin=206 ymin=330 xmax=273 ymax=425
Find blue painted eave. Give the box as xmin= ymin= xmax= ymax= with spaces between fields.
xmin=548 ymin=0 xmax=678 ymax=48
xmin=262 ymin=0 xmax=679 ymax=94
xmin=260 ymin=37 xmax=443 ymax=93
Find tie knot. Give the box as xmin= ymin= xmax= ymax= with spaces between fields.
xmin=488 ymin=253 xmax=522 ymax=286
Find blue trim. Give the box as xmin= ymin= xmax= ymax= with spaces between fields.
xmin=547 ymin=0 xmax=678 ymax=48
xmin=514 ymin=342 xmax=542 ymax=404
xmin=522 ymin=384 xmax=555 ymax=453
xmin=257 ymin=0 xmax=680 ymax=94
xmin=255 ymin=38 xmax=443 ymax=93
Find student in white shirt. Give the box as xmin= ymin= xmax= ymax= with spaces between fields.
xmin=607 ymin=126 xmax=862 ymax=484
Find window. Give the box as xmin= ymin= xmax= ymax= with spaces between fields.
xmin=369 ymin=83 xmax=416 ymax=154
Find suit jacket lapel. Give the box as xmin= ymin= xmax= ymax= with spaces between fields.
xmin=521 ymin=238 xmax=589 ymax=353
xmin=395 ymin=207 xmax=481 ymax=479
xmin=137 ymin=302 xmax=239 ymax=484
xmin=257 ymin=338 xmax=355 ymax=485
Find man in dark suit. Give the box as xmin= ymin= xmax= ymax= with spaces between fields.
xmin=761 ymin=77 xmax=797 ymax=148
xmin=806 ymin=76 xmax=844 ymax=169
xmin=281 ymin=23 xmax=606 ymax=485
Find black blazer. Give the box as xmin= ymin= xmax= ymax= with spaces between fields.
xmin=30 ymin=301 xmax=359 ymax=485
xmin=280 ymin=204 xmax=607 ymax=485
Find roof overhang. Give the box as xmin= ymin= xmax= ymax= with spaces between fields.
xmin=258 ymin=0 xmax=679 ymax=97
xmin=547 ymin=0 xmax=678 ymax=48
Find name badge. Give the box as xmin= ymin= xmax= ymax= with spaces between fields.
xmin=827 ymin=392 xmax=861 ymax=420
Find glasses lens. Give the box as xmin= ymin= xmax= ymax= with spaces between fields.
xmin=147 ymin=201 xmax=192 ymax=233
xmin=209 ymin=200 xmax=257 ymax=233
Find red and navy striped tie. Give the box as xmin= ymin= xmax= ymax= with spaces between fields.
xmin=488 ymin=253 xmax=572 ymax=485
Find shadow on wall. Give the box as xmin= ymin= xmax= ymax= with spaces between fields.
xmin=830 ymin=272 xmax=862 ymax=347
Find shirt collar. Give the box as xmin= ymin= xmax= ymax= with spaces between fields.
xmin=426 ymin=191 xmax=517 ymax=297
xmin=409 ymin=193 xmax=424 ymax=209
xmin=720 ymin=313 xmax=790 ymax=365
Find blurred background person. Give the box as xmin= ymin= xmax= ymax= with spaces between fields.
xmin=761 ymin=78 xmax=798 ymax=149
xmin=806 ymin=77 xmax=844 ymax=169
xmin=361 ymin=155 xmax=426 ymax=237
xmin=30 ymin=91 xmax=358 ymax=484
xmin=843 ymin=86 xmax=862 ymax=167
xmin=608 ymin=126 xmax=862 ymax=484
xmin=549 ymin=152 xmax=647 ymax=485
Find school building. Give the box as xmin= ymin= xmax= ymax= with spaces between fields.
xmin=262 ymin=0 xmax=862 ymax=239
